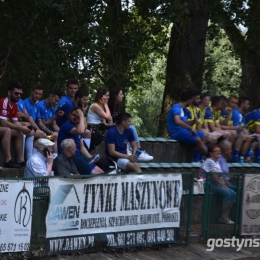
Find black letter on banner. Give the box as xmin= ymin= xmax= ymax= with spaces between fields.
xmin=174 ymin=181 xmax=180 ymax=207
xmin=83 ymin=184 xmax=90 ymax=213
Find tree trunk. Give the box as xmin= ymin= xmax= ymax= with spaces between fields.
xmin=213 ymin=0 xmax=260 ymax=109
xmin=157 ymin=0 xmax=211 ymax=137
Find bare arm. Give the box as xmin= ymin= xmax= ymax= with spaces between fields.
xmin=70 ymin=109 xmax=85 ymax=135
xmin=255 ymin=125 xmax=260 ymax=134
xmin=42 ymin=110 xmax=65 ymax=127
xmin=51 ymin=121 xmax=60 ymax=132
xmin=174 ymin=115 xmax=193 ymax=129
xmin=91 ymin=103 xmax=112 ymax=123
xmin=208 ymin=121 xmax=221 ymax=132
xmin=174 ymin=115 xmax=199 ymax=136
xmin=79 ymin=139 xmax=91 ymax=158
xmin=107 ymin=143 xmax=138 ymax=162
xmin=220 ymin=124 xmax=242 ymax=131
xmin=36 ymin=118 xmax=53 ymax=135
xmin=0 ymin=119 xmax=31 ymax=134
xmin=28 ymin=116 xmax=40 ymax=130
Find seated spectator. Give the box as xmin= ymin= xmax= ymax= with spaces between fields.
xmin=87 ymin=87 xmax=113 ymax=140
xmin=204 ymin=96 xmax=231 ymax=140
xmin=106 ymin=112 xmax=142 ymax=173
xmin=37 ymin=90 xmax=64 ymax=156
xmin=220 ymin=95 xmax=251 ymax=162
xmin=53 ymin=139 xmax=79 ymax=176
xmin=57 ymin=89 xmax=103 ymax=151
xmin=186 ymin=90 xmax=203 ymax=132
xmin=245 ymin=104 xmax=260 ymax=162
xmin=57 ymin=108 xmax=105 ymax=175
xmin=57 ymin=79 xmax=79 ymax=108
xmin=0 ymin=81 xmax=32 ymax=168
xmin=218 ymin=140 xmax=237 ymax=182
xmin=199 ymin=93 xmax=211 ymax=133
xmin=229 ymin=96 xmax=259 ymax=162
xmin=108 ymin=87 xmax=153 ymax=161
xmin=167 ymin=90 xmax=213 ymax=158
xmin=24 ymin=138 xmax=55 ymax=177
xmin=56 ymin=89 xmax=88 ymax=127
xmin=200 ymin=143 xmax=236 ymax=224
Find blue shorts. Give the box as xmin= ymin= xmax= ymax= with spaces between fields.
xmin=171 ymin=129 xmax=204 ymax=145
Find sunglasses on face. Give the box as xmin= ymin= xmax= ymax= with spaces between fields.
xmin=12 ymin=92 xmax=22 ymax=96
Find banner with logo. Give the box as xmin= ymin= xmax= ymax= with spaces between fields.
xmin=0 ymin=180 xmax=33 ymax=253
xmin=45 ymin=173 xmax=182 ymax=254
xmin=241 ymin=174 xmax=260 ymax=235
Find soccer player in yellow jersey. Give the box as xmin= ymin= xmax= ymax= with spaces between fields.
xmin=186 ymin=91 xmax=203 ymax=131
xmin=220 ymin=96 xmax=252 ymax=162
xmin=199 ymin=93 xmax=210 ymax=133
xmin=204 ymin=96 xmax=231 ymax=140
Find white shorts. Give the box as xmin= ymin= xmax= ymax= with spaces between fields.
xmin=117 ymin=158 xmax=130 ymax=170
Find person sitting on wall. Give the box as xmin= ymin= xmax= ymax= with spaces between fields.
xmin=53 ymin=138 xmax=79 ymax=176
xmin=199 ymin=92 xmax=211 ymax=133
xmin=57 ymin=107 xmax=105 ymax=174
xmin=108 ymin=86 xmax=153 ymax=161
xmin=200 ymin=143 xmax=236 ymax=224
xmin=167 ymin=90 xmax=218 ymax=159
xmin=106 ymin=112 xmax=142 ymax=173
xmin=220 ymin=95 xmax=251 ymax=163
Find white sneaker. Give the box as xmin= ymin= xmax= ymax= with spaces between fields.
xmin=108 ymin=169 xmax=118 ymax=174
xmin=127 ymin=150 xmax=132 ymax=155
xmin=138 ymin=150 xmax=153 ymax=161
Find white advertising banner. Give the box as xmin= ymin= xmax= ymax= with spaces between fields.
xmin=241 ymin=174 xmax=260 ymax=235
xmin=45 ymin=173 xmax=182 ymax=253
xmin=0 ymin=180 xmax=33 ymax=253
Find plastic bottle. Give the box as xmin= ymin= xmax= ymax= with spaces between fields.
xmin=135 ymin=149 xmax=142 ymax=158
xmin=89 ymin=154 xmax=100 ymax=164
xmin=249 ymin=149 xmax=254 ymax=163
xmin=239 ymin=156 xmax=244 ymax=164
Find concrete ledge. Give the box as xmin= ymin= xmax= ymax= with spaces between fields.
xmin=91 ymin=138 xmax=195 ymax=163
xmin=0 ymin=168 xmax=24 ymax=178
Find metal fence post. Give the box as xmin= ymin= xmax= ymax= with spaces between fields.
xmin=202 ymin=172 xmax=212 ymax=241
xmin=185 ymin=172 xmax=194 ymax=244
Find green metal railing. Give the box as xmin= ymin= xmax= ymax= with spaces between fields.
xmin=202 ymin=172 xmax=243 ymax=241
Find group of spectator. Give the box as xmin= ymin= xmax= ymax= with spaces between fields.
xmin=167 ymin=90 xmax=260 ymax=224
xmin=0 ymin=80 xmax=153 ymax=176
xmin=167 ymin=90 xmax=260 ymax=163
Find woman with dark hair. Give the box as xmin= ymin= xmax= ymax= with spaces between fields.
xmin=200 ymin=143 xmax=236 ymax=224
xmin=87 ymin=87 xmax=113 ymax=139
xmin=108 ymin=87 xmax=125 ymax=123
xmin=108 ymin=87 xmax=153 ymax=162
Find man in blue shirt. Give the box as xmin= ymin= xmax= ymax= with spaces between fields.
xmin=37 ymin=90 xmax=65 ymax=155
xmin=167 ymin=91 xmax=210 ymax=157
xmin=23 ymin=84 xmax=43 ymax=122
xmin=220 ymin=96 xmax=251 ymax=162
xmin=57 ymin=107 xmax=104 ymax=175
xmin=56 ymin=89 xmax=88 ymax=127
xmin=106 ymin=112 xmax=141 ymax=173
xmin=57 ymin=79 xmax=79 ymax=108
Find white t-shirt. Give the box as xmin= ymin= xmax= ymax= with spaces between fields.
xmin=199 ymin=158 xmax=222 ymax=179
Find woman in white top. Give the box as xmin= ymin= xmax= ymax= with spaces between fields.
xmin=87 ymin=87 xmax=113 ymax=139
xmin=200 ymin=143 xmax=236 ymax=224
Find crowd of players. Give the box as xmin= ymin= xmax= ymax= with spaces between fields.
xmin=167 ymin=90 xmax=260 ymax=163
xmin=0 ymin=80 xmax=153 ymax=176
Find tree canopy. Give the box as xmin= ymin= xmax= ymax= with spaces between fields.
xmin=1 ymin=0 xmax=260 ymax=136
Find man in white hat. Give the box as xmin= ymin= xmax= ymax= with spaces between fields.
xmin=24 ymin=138 xmax=55 ymax=177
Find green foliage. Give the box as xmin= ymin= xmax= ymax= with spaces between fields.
xmin=126 ymin=53 xmax=166 ymax=136
xmin=0 ymin=0 xmax=169 ymax=99
xmin=203 ymin=24 xmax=242 ymax=96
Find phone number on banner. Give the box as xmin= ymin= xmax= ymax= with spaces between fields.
xmin=0 ymin=243 xmax=30 ymax=252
